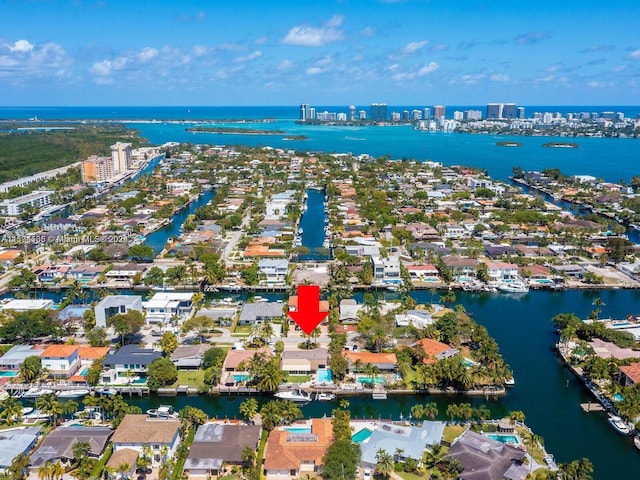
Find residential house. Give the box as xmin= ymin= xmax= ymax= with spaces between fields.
xmin=444 ymin=429 xmax=527 ymax=480
xmin=69 ymin=346 xmax=111 ymax=383
xmin=394 ymin=310 xmax=434 ymax=328
xmin=343 ymin=351 xmax=398 ymax=373
xmin=520 ymin=264 xmax=553 ymax=281
xmin=406 ymin=264 xmax=440 ymax=282
xmin=619 ymin=363 xmax=640 ymax=387
xmin=485 ymin=261 xmax=520 ymax=283
xmin=104 ymin=263 xmax=147 ymax=286
xmin=143 ymin=292 xmax=194 ymax=324
xmin=111 ymin=414 xmax=181 ymax=465
xmin=105 ymin=448 xmax=139 ymax=480
xmin=258 ymin=259 xmax=289 ymax=284
xmin=94 ymin=295 xmax=143 ymax=328
xmin=102 ymin=345 xmax=162 ymax=382
xmin=0 ymin=249 xmax=22 ymax=267
xmin=238 ymin=302 xmax=283 ymax=325
xmin=264 ymin=419 xmax=333 ymax=479
xmin=0 ymin=427 xmax=41 ymax=474
xmin=339 ymin=299 xmax=362 ymax=322
xmin=410 ymin=338 xmax=459 ymax=364
xmin=222 ymin=348 xmax=272 ymax=375
xmin=40 ymin=345 xmax=81 ymax=379
xmin=184 ymin=423 xmax=262 ymax=477
xmin=171 ymin=344 xmax=211 ymax=370
xmin=29 ymin=426 xmax=112 ymax=471
xmin=0 ymin=345 xmax=44 ymax=371
xmin=371 ymin=254 xmax=401 ymax=284
xmin=281 ymin=348 xmax=329 ymax=375
xmin=42 ymin=218 xmax=77 ymax=232
xmin=359 ymin=421 xmax=445 ymax=468
xmin=441 ymin=256 xmax=478 ymax=281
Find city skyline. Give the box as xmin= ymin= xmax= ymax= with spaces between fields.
xmin=1 ymin=0 xmax=639 ymax=106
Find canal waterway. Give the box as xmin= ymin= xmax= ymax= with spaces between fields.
xmin=144 ymin=188 xmax=216 ymax=255
xmin=299 ymin=188 xmax=329 ymax=261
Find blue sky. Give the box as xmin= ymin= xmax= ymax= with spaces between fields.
xmin=1 ymin=0 xmax=639 ymax=106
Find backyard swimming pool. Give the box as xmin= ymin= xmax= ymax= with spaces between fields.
xmin=486 ymin=434 xmax=520 ymax=445
xmin=352 ymin=428 xmax=373 ymax=442
xmin=284 ymin=426 xmax=312 ymax=433
xmin=0 ymin=371 xmax=17 ymax=377
xmin=316 ymin=368 xmax=332 ymax=383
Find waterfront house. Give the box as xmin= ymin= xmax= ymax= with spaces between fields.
xmin=343 ymin=351 xmax=398 ymax=374
xmin=105 ymin=449 xmax=138 ymax=480
xmin=410 ymin=338 xmax=459 ymax=364
xmin=43 ymin=218 xmax=77 ymax=232
xmin=111 ymin=414 xmax=181 ymax=465
xmin=170 ymin=344 xmax=211 ymax=370
xmin=371 ymin=253 xmax=401 ymax=284
xmin=406 ymin=264 xmax=440 ymax=282
xmin=339 ymin=299 xmax=362 ymax=322
xmin=143 ymin=292 xmax=194 ymax=324
xmin=184 ymin=423 xmax=262 ymax=477
xmin=395 ymin=310 xmax=434 ymax=328
xmin=0 ymin=345 xmax=44 ymax=371
xmin=94 ymin=295 xmax=143 ymax=328
xmin=222 ymin=348 xmax=272 ymax=374
xmin=238 ymin=302 xmax=283 ymax=325
xmin=40 ymin=344 xmax=81 ymax=379
xmin=485 ymin=261 xmax=520 ymax=283
xmin=258 ymin=259 xmax=289 ymax=284
xmin=289 ymin=296 xmax=329 ymax=315
xmin=29 ymin=426 xmax=112 ymax=472
xmin=618 ymin=363 xmax=640 ymax=386
xmin=102 ymin=344 xmax=162 ymax=381
xmin=444 ymin=429 xmax=527 ymax=480
xmin=104 ymin=263 xmax=147 ymax=287
xmin=281 ymin=348 xmax=329 ymax=375
xmin=264 ymin=418 xmax=333 ymax=479
xmin=68 ymin=346 xmax=111 ymax=383
xmin=441 ymin=255 xmax=478 ymax=281
xmin=359 ymin=421 xmax=445 ymax=468
xmin=0 ymin=427 xmax=41 ymax=475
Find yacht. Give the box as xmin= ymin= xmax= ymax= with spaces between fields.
xmin=504 ymin=376 xmax=516 ymax=387
xmin=147 ymin=405 xmax=177 ymax=418
xmin=316 ymin=392 xmax=336 ymax=401
xmin=498 ymin=281 xmax=529 ymax=293
xmin=56 ymin=388 xmax=90 ymax=399
xmin=98 ymin=387 xmax=118 ymax=396
xmin=608 ymin=415 xmax=631 ymax=435
xmin=274 ymin=389 xmax=312 ymax=402
xmin=21 ymin=388 xmax=54 ymax=399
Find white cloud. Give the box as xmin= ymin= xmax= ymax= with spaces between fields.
xmin=282 ymin=17 xmax=344 ymax=47
xmin=587 ymin=81 xmax=606 ymax=87
xmin=418 ymin=62 xmax=439 ymax=76
xmin=430 ymin=44 xmax=449 ymax=51
xmin=234 ymin=50 xmax=262 ymax=63
xmin=255 ymin=36 xmax=268 ymax=45
xmin=491 ymin=73 xmax=510 ymax=82
xmin=360 ymin=27 xmax=376 ymax=38
xmin=404 ymin=40 xmax=428 ymax=54
xmin=460 ymin=73 xmax=486 ymax=85
xmin=138 ymin=47 xmax=159 ymax=62
xmin=306 ymin=67 xmax=324 ymax=75
xmin=276 ymin=59 xmax=294 ymax=71
xmin=612 ymin=64 xmax=628 ymax=72
xmin=9 ymin=40 xmax=34 ymax=53
xmin=628 ymin=49 xmax=640 ymax=59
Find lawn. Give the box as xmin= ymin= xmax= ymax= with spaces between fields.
xmin=441 ymin=424 xmax=466 ymax=444
xmin=394 ymin=471 xmax=427 ymax=480
xmin=285 ymin=374 xmax=311 ymax=383
xmin=233 ymin=325 xmax=252 ymax=335
xmin=171 ymin=370 xmax=205 ymax=388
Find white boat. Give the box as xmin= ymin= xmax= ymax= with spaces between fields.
xmin=21 ymin=388 xmax=54 ymax=398
xmin=0 ymin=390 xmax=9 ymax=400
xmin=504 ymin=376 xmax=516 ymax=387
xmin=608 ymin=415 xmax=631 ymax=435
xmin=274 ymin=389 xmax=312 ymax=402
xmin=24 ymin=410 xmax=52 ymax=420
xmin=147 ymin=405 xmax=177 ymax=418
xmin=56 ymin=389 xmax=90 ymax=398
xmin=372 ymin=391 xmax=388 ymax=400
xmin=634 ymin=435 xmax=640 ymax=451
xmin=316 ymin=392 xmax=336 ymax=401
xmin=20 ymin=407 xmax=33 ymax=416
xmin=297 ymin=228 xmax=303 ymax=234
xmin=498 ymin=282 xmax=529 ymax=293
xmin=98 ymin=388 xmax=118 ymax=396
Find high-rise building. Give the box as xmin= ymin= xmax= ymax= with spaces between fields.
xmin=370 ymin=103 xmax=388 ymax=122
xmin=465 ymin=110 xmax=482 ymax=120
xmin=299 ymin=104 xmax=312 ymax=121
xmin=453 ymin=111 xmax=464 ymax=121
xmin=402 ymin=110 xmax=410 ymax=121
xmin=486 ymin=103 xmax=503 ymax=119
xmin=82 ymin=155 xmax=114 ymax=183
xmin=502 ymin=103 xmax=517 ymax=119
xmin=349 ymin=105 xmax=356 ymax=121
xmin=111 ymin=142 xmax=132 ymax=172
xmin=423 ymin=108 xmax=431 ymax=120
xmin=391 ymin=112 xmax=401 ymax=121
xmin=337 ymin=112 xmax=347 ymax=121
xmin=433 ymin=105 xmax=445 ymax=119
xmin=411 ymin=109 xmax=422 ymax=120
xmin=359 ymin=110 xmax=367 ymax=120
xmin=517 ymin=107 xmax=525 ymax=119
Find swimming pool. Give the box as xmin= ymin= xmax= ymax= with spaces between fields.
xmin=486 ymin=434 xmax=520 ymax=445
xmin=0 ymin=371 xmax=17 ymax=377
xmin=79 ymin=367 xmax=89 ymax=376
xmin=357 ymin=376 xmax=385 ymax=384
xmin=316 ymin=368 xmax=332 ymax=383
xmin=535 ymin=279 xmax=554 ymax=284
xmin=613 ymin=393 xmax=624 ymax=402
xmin=234 ymin=374 xmax=250 ymax=382
xmin=284 ymin=426 xmax=312 ymax=433
xmin=352 ymin=428 xmax=373 ymax=442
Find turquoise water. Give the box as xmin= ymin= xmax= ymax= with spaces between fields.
xmin=613 ymin=393 xmax=624 ymax=402
xmin=535 ymin=279 xmax=554 ymax=284
xmin=233 ymin=374 xmax=250 ymax=382
xmin=357 ymin=376 xmax=385 ymax=384
xmin=352 ymin=428 xmax=373 ymax=443
xmin=283 ymin=426 xmax=312 ymax=433
xmin=79 ymin=367 xmax=89 ymax=376
xmin=0 ymin=371 xmax=17 ymax=377
xmin=316 ymin=368 xmax=332 ymax=383
xmin=486 ymin=434 xmax=520 ymax=445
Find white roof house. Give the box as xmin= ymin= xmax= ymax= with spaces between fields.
xmin=0 ymin=299 xmax=54 ymax=311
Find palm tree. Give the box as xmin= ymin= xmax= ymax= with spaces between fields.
xmin=38 ymin=461 xmax=55 ymax=480
xmin=239 ymin=398 xmax=258 ymax=423
xmin=0 ymin=397 xmax=24 ymax=425
xmin=62 ymin=399 xmax=79 ymax=419
xmin=423 ymin=401 xmax=439 ymax=420
xmin=375 ymin=449 xmax=395 ymax=478
xmin=424 ymin=443 xmax=446 ymax=470
xmin=36 ymin=393 xmax=63 ymax=424
xmin=52 ymin=461 xmax=65 ymax=480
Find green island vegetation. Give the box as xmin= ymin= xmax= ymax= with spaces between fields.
xmin=496 ymin=141 xmax=524 ymax=147
xmin=542 ymin=142 xmax=579 ymax=148
xmin=0 ymin=123 xmax=146 ymax=183
xmin=185 ymin=126 xmax=285 ymax=135
xmin=283 ymin=135 xmax=308 ymax=140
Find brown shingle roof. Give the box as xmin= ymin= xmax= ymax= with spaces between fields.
xmin=106 ymin=448 xmax=139 ymax=469
xmin=111 ymin=414 xmax=180 ymax=445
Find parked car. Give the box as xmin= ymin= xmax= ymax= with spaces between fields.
xmin=363 ymin=468 xmax=371 ymax=480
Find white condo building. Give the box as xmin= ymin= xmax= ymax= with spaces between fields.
xmin=111 ymin=142 xmax=132 ymax=172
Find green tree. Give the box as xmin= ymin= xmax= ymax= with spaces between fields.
xmin=322 ymin=440 xmax=361 ymax=480
xmin=0 ymin=397 xmax=24 ymax=425
xmin=19 ymin=355 xmax=42 ymax=383
xmin=8 ymin=452 xmax=30 ymax=480
xmin=202 ymin=347 xmax=226 ymax=369
xmin=108 ymin=310 xmax=145 ymax=346
xmin=160 ymin=331 xmax=178 ymax=356
xmin=375 ymin=450 xmax=395 ymax=478
xmin=146 ymin=357 xmax=178 ymax=391
xmin=181 ymin=315 xmax=215 ymax=342
xmin=239 ymin=398 xmax=259 ymax=423
xmin=85 ymin=357 xmax=104 ymax=386
xmin=86 ymin=326 xmax=108 ymax=347
xmin=36 ymin=393 xmax=64 ymax=424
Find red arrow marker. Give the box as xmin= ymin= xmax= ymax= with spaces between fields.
xmin=288 ymin=285 xmax=329 ymax=335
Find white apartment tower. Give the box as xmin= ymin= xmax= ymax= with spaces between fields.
xmin=111 ymin=142 xmax=132 ymax=172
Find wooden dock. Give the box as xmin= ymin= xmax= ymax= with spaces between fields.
xmin=580 ymin=402 xmax=605 ymax=412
